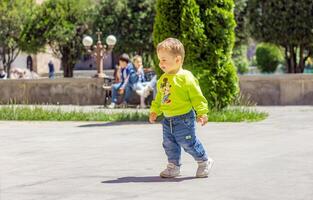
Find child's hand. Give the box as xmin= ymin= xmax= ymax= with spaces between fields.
xmin=149 ymin=112 xmax=158 ymax=123
xmin=197 ymin=115 xmax=208 ymax=126
xmin=118 ymin=88 xmax=124 ymax=94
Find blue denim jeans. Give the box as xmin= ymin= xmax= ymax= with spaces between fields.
xmin=111 ymin=83 xmax=132 ymax=104
xmin=162 ymin=110 xmax=208 ymax=166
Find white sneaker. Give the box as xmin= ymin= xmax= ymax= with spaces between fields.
xmin=136 ymin=89 xmax=144 ymax=96
xmin=107 ymin=103 xmax=116 ymax=109
xmin=196 ymin=158 xmax=214 ymax=178
xmin=160 ymin=163 xmax=180 ymax=178
xmin=143 ymin=85 xmax=152 ymax=98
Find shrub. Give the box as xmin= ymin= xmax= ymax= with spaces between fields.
xmin=256 ymin=43 xmax=284 ymax=73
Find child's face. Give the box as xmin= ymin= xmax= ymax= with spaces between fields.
xmin=157 ymin=49 xmax=182 ymax=74
xmin=134 ymin=58 xmax=142 ymax=69
xmin=119 ymin=60 xmax=128 ymax=68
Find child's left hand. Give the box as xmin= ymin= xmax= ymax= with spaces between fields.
xmin=197 ymin=115 xmax=208 ymax=126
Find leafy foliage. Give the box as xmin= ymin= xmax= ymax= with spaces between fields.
xmin=0 ymin=0 xmax=36 ymax=74
xmin=21 ymin=0 xmax=93 ymax=77
xmin=196 ymin=0 xmax=239 ymax=109
xmin=248 ymin=0 xmax=313 ymax=73
xmin=234 ymin=0 xmax=249 ymax=46
xmin=153 ymin=0 xmax=239 ymax=109
xmin=94 ymin=0 xmax=156 ymax=56
xmin=233 ymin=45 xmax=249 ymax=74
xmin=256 ymin=43 xmax=283 ymax=73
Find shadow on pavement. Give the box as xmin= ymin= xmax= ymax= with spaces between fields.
xmin=102 ymin=176 xmax=198 ymax=183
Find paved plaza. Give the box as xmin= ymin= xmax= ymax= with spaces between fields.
xmin=1 ymin=106 xmax=313 ymax=200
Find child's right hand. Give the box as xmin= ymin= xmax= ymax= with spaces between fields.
xmin=149 ymin=112 xmax=157 ymax=123
xmin=197 ymin=114 xmax=208 ymax=126
xmin=118 ymin=88 xmax=124 ymax=94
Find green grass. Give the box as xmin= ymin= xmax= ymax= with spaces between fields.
xmin=0 ymin=106 xmax=268 ymax=122
xmin=0 ymin=106 xmax=148 ymax=122
xmin=208 ymin=107 xmax=268 ymax=122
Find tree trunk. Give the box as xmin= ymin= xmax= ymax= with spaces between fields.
xmin=62 ymin=58 xmax=73 ymax=78
xmin=284 ymin=46 xmax=291 ymax=73
xmin=61 ymin=53 xmax=74 ymax=78
xmin=289 ymin=45 xmax=297 ymax=73
xmin=5 ymin=63 xmax=12 ymax=78
xmin=287 ymin=45 xmax=294 ymax=73
xmin=1 ymin=46 xmax=20 ymax=78
xmin=298 ymin=45 xmax=304 ymax=73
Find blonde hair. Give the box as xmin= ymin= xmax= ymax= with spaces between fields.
xmin=133 ymin=55 xmax=142 ymax=63
xmin=157 ymin=38 xmax=185 ymax=62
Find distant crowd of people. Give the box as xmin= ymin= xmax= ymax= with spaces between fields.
xmin=0 ymin=66 xmax=39 ymax=80
xmin=0 ymin=60 xmax=55 ymax=80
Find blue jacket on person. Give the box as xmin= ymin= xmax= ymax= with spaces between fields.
xmin=119 ymin=63 xmax=136 ymax=89
xmin=129 ymin=65 xmax=146 ymax=85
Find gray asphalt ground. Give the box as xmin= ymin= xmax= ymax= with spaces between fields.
xmin=1 ymin=106 xmax=313 ymax=200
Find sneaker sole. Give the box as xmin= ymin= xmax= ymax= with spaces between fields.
xmin=160 ymin=172 xmax=181 ymax=178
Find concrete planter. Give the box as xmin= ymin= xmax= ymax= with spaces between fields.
xmin=0 ymin=78 xmax=105 ymax=105
xmin=239 ymin=74 xmax=313 ymax=105
xmin=1 ymin=74 xmax=313 ymax=105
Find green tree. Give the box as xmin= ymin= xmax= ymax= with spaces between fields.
xmin=196 ymin=0 xmax=239 ymax=109
xmin=153 ymin=0 xmax=207 ymax=71
xmin=94 ymin=0 xmax=156 ymax=57
xmin=234 ymin=0 xmax=249 ymax=47
xmin=153 ymin=0 xmax=181 ymax=46
xmin=153 ymin=0 xmax=238 ymax=109
xmin=0 ymin=0 xmax=36 ymax=76
xmin=248 ymin=0 xmax=313 ymax=73
xmin=232 ymin=0 xmax=249 ymax=75
xmin=21 ymin=0 xmax=93 ymax=77
xmin=153 ymin=0 xmax=181 ymax=75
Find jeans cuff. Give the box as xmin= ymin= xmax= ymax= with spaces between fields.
xmin=195 ymin=154 xmax=208 ymax=162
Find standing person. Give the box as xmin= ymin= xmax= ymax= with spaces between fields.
xmin=108 ymin=53 xmax=135 ymax=108
xmin=149 ymin=38 xmax=214 ymax=178
xmin=48 ymin=60 xmax=55 ymax=79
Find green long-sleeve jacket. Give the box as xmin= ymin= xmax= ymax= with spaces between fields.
xmin=150 ymin=69 xmax=208 ymax=117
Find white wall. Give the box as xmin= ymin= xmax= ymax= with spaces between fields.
xmin=11 ymin=53 xmax=28 ymax=69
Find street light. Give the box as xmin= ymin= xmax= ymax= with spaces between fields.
xmin=82 ymin=31 xmax=117 ymax=78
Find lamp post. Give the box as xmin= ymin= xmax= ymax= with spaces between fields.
xmin=83 ymin=31 xmax=117 ymax=78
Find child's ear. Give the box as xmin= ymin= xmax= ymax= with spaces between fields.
xmin=176 ymin=55 xmax=182 ymax=64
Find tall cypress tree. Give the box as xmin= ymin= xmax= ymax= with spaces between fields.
xmin=153 ymin=0 xmax=181 ymax=47
xmin=153 ymin=0 xmax=178 ymax=75
xmin=195 ymin=0 xmax=238 ymax=109
xmin=153 ymin=0 xmax=238 ymax=109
